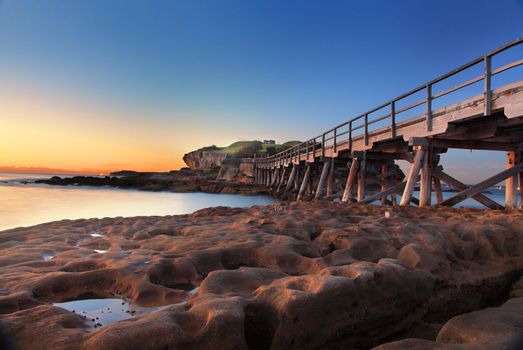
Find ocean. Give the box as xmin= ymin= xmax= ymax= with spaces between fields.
xmin=0 ymin=173 xmax=276 ymax=231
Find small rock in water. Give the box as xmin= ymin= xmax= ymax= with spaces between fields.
xmin=384 ymin=211 xmax=391 ymax=218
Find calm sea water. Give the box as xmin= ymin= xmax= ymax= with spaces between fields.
xmin=0 ymin=173 xmax=510 ymax=232
xmin=0 ymin=173 xmax=276 ymax=232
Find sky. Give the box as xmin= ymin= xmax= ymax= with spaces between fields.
xmin=0 ymin=0 xmax=522 ymax=179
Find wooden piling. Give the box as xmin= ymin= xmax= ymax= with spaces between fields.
xmin=400 ymin=147 xmax=425 ymax=206
xmin=307 ymin=164 xmax=314 ymax=195
xmin=419 ymin=147 xmax=432 ymax=207
xmin=314 ymin=158 xmax=331 ymax=200
xmin=380 ymin=163 xmax=387 ymax=205
xmin=294 ymin=166 xmax=300 ymax=192
xmin=276 ymin=167 xmax=287 ymax=193
xmin=327 ymin=159 xmax=335 ymax=197
xmin=342 ymin=159 xmax=359 ymax=203
xmin=520 ymin=150 xmax=523 ymax=209
xmin=271 ymin=168 xmax=279 ymax=188
xmin=433 ymin=176 xmax=444 ymax=203
xmin=357 ymin=157 xmax=366 ymax=202
xmin=285 ymin=165 xmax=297 ymax=193
xmin=358 ymin=167 xmax=366 ymax=203
xmin=506 ymin=151 xmax=518 ymax=209
xmin=297 ymin=164 xmax=311 ymax=201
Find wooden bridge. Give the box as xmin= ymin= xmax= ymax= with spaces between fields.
xmin=253 ymin=39 xmax=523 ymax=209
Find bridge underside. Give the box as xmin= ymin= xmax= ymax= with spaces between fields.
xmin=254 ymin=82 xmax=523 ymax=209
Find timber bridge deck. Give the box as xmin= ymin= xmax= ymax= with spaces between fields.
xmin=253 ymin=39 xmax=523 ymax=209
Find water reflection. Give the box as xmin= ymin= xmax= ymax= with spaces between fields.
xmin=0 ymin=173 xmax=276 ymax=231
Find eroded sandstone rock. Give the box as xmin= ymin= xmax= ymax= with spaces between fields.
xmin=1 ymin=203 xmax=523 ymax=349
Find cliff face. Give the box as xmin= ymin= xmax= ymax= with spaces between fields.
xmin=216 ymin=159 xmax=254 ymax=180
xmin=182 ymin=151 xmax=228 ymax=169
xmin=183 ymin=150 xmax=253 ymax=180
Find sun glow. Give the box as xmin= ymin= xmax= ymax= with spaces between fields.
xmin=0 ymin=83 xmax=201 ymax=173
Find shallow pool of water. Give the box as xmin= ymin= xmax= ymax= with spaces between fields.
xmin=53 ymin=298 xmax=138 ymax=329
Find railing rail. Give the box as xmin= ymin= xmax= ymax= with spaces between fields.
xmin=255 ymin=38 xmax=523 ymax=168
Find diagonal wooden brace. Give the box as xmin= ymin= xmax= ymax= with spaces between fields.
xmin=438 ymin=163 xmax=523 ymax=207
xmin=432 ymin=167 xmax=504 ymax=209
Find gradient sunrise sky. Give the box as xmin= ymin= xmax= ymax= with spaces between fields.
xmin=1 ymin=0 xmax=522 ymax=179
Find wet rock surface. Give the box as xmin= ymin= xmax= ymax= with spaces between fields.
xmin=1 ymin=203 xmax=523 ymax=349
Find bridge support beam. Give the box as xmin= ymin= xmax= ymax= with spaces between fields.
xmin=506 ymin=151 xmax=518 ymax=209
xmin=520 ymin=149 xmax=523 ymax=209
xmin=380 ymin=164 xmax=388 ymax=205
xmin=315 ymin=158 xmax=332 ymax=200
xmin=342 ymin=158 xmax=359 ymax=203
xmin=327 ymin=159 xmax=335 ymax=197
xmin=400 ymin=147 xmax=426 ymax=206
xmin=419 ymin=147 xmax=432 ymax=207
xmin=307 ymin=164 xmax=314 ymax=196
xmin=271 ymin=167 xmax=279 ymax=188
xmin=259 ymin=168 xmax=263 ymax=185
xmin=432 ymin=167 xmax=503 ymax=209
xmin=284 ymin=164 xmax=297 ymax=194
xmin=357 ymin=156 xmax=366 ymax=202
xmin=297 ymin=164 xmax=311 ymax=201
xmin=433 ymin=176 xmax=444 ymax=204
xmin=276 ymin=166 xmax=287 ymax=193
xmin=294 ymin=165 xmax=301 ymax=192
xmin=439 ymin=162 xmax=523 ymax=208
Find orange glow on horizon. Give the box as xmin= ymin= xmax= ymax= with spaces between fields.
xmin=0 ymin=83 xmax=199 ymax=173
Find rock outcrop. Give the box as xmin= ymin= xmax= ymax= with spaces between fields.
xmin=183 ymin=151 xmax=228 ymax=169
xmin=35 ymin=169 xmax=267 ymax=195
xmin=374 ymin=281 xmax=523 ymax=350
xmin=216 ymin=158 xmax=254 ymax=180
xmin=1 ymin=204 xmax=523 ymax=349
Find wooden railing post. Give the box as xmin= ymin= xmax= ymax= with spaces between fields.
xmin=321 ymin=133 xmax=325 ymax=159
xmin=390 ymin=101 xmax=396 ymax=138
xmin=426 ymin=84 xmax=432 ymax=131
xmin=364 ymin=114 xmax=369 ymax=146
xmin=484 ymin=54 xmax=492 ymax=116
xmin=333 ymin=128 xmax=337 ymax=154
xmin=348 ymin=121 xmax=353 ymax=150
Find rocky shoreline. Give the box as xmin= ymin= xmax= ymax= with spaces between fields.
xmin=1 ymin=203 xmax=523 ymax=349
xmin=34 ymin=169 xmax=269 ymax=196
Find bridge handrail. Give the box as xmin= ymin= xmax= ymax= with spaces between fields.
xmin=254 ymin=38 xmax=523 ymax=167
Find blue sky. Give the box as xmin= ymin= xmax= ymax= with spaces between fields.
xmin=0 ymin=0 xmax=522 ymax=180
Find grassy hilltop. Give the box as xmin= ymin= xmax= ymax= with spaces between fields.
xmin=196 ymin=140 xmax=301 ymax=158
